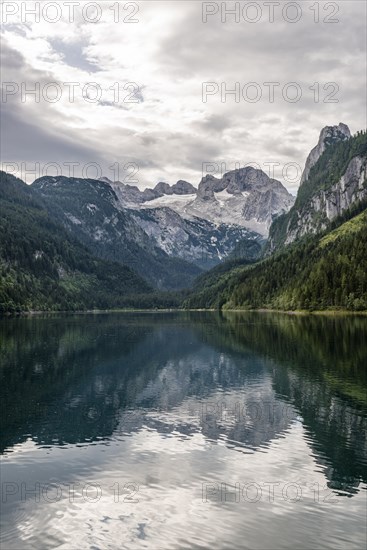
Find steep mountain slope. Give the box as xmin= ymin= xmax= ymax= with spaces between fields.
xmin=129 ymin=207 xmax=263 ymax=269
xmin=268 ymin=127 xmax=367 ymax=251
xmin=184 ymin=204 xmax=367 ymax=311
xmin=0 ymin=172 xmax=152 ymax=313
xmin=32 ymin=176 xmax=202 ymax=290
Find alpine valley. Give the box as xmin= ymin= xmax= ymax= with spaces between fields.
xmin=1 ymin=123 xmax=366 ymax=313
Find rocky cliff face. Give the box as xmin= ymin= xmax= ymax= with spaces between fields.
xmin=268 ymin=126 xmax=367 ymax=252
xmin=300 ymin=123 xmax=351 ymax=184
xmin=130 ymin=206 xmax=264 ymax=269
xmin=187 ymin=167 xmax=295 ymax=236
xmin=285 ymin=154 xmax=367 ymax=243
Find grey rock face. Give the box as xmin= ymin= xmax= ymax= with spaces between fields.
xmin=265 ymin=125 xmax=367 ymax=253
xmin=154 ymin=182 xmax=173 ymax=195
xmin=285 ymin=155 xmax=367 ymax=243
xmin=300 ymin=123 xmax=351 ymax=184
xmin=141 ymin=188 xmax=158 ymax=201
xmin=171 ymin=180 xmax=196 ymax=195
xmin=197 ymin=175 xmax=222 ymax=200
xmin=110 ymin=182 xmax=147 ymax=205
xmin=191 ymin=167 xmax=295 ymax=235
xmin=130 ymin=206 xmax=264 ymax=268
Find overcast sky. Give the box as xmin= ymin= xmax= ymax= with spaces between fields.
xmin=1 ymin=0 xmax=366 ymax=193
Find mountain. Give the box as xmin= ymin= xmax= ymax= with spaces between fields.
xmin=32 ymin=167 xmax=293 ymax=277
xmin=100 ymin=166 xmax=294 ymax=269
xmin=185 ymin=126 xmax=367 ymax=312
xmin=31 ymin=176 xmax=202 ymax=290
xmin=189 ymin=167 xmax=294 ymax=235
xmin=2 ymin=162 xmax=293 ymax=300
xmin=185 ymin=205 xmax=367 ymax=311
xmin=0 ymin=172 xmax=154 ymax=313
xmin=110 ymin=166 xmax=295 ymax=237
xmin=268 ymin=126 xmax=367 ymax=251
xmin=4 ymin=123 xmax=364 ymax=313
xmin=128 ymin=207 xmax=263 ymax=269
xmin=103 ymin=177 xmax=262 ymax=269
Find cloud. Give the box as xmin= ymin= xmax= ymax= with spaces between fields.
xmin=48 ymin=37 xmax=102 ymax=73
xmin=0 ymin=1 xmax=366 ymax=189
xmin=0 ymin=40 xmax=25 ymax=68
xmin=0 ymin=105 xmax=106 ymax=165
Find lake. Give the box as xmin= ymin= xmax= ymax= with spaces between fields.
xmin=1 ymin=312 xmax=366 ymax=549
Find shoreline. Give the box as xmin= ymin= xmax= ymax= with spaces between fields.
xmin=223 ymin=308 xmax=367 ymax=316
xmin=1 ymin=308 xmax=367 ymax=318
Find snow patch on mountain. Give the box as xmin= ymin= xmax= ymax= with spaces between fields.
xmin=139 ymin=193 xmax=197 ymax=212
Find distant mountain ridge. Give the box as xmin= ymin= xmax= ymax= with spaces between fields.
xmin=31 ymin=165 xmax=294 ymax=278
xmin=100 ymin=177 xmax=197 ymax=205
xmin=107 ymin=166 xmax=295 ymax=237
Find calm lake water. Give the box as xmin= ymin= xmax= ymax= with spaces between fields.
xmin=1 ymin=312 xmax=366 ymax=550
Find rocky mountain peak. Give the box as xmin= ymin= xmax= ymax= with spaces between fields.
xmin=193 ymin=167 xmax=294 ymax=234
xmin=300 ymin=123 xmax=351 ymax=184
xmin=171 ymin=180 xmax=196 ymax=195
xmin=154 ymin=182 xmax=172 ymax=195
xmin=320 ymin=122 xmax=350 ymax=142
xmin=197 ymin=175 xmax=224 ymax=200
xmin=223 ymin=166 xmax=283 ymax=193
xmin=153 ymin=180 xmax=196 ymax=196
xmin=99 ymin=176 xmax=114 ymax=184
xmin=198 ymin=166 xmax=290 ymax=197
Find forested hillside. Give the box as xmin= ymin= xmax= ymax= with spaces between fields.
xmin=185 ymin=203 xmax=367 ymax=311
xmin=0 ymin=172 xmax=155 ymax=313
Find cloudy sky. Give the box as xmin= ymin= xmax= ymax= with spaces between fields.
xmin=1 ymin=0 xmax=366 ymax=193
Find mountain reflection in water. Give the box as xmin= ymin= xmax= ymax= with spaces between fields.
xmin=1 ymin=312 xmax=366 ymax=549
